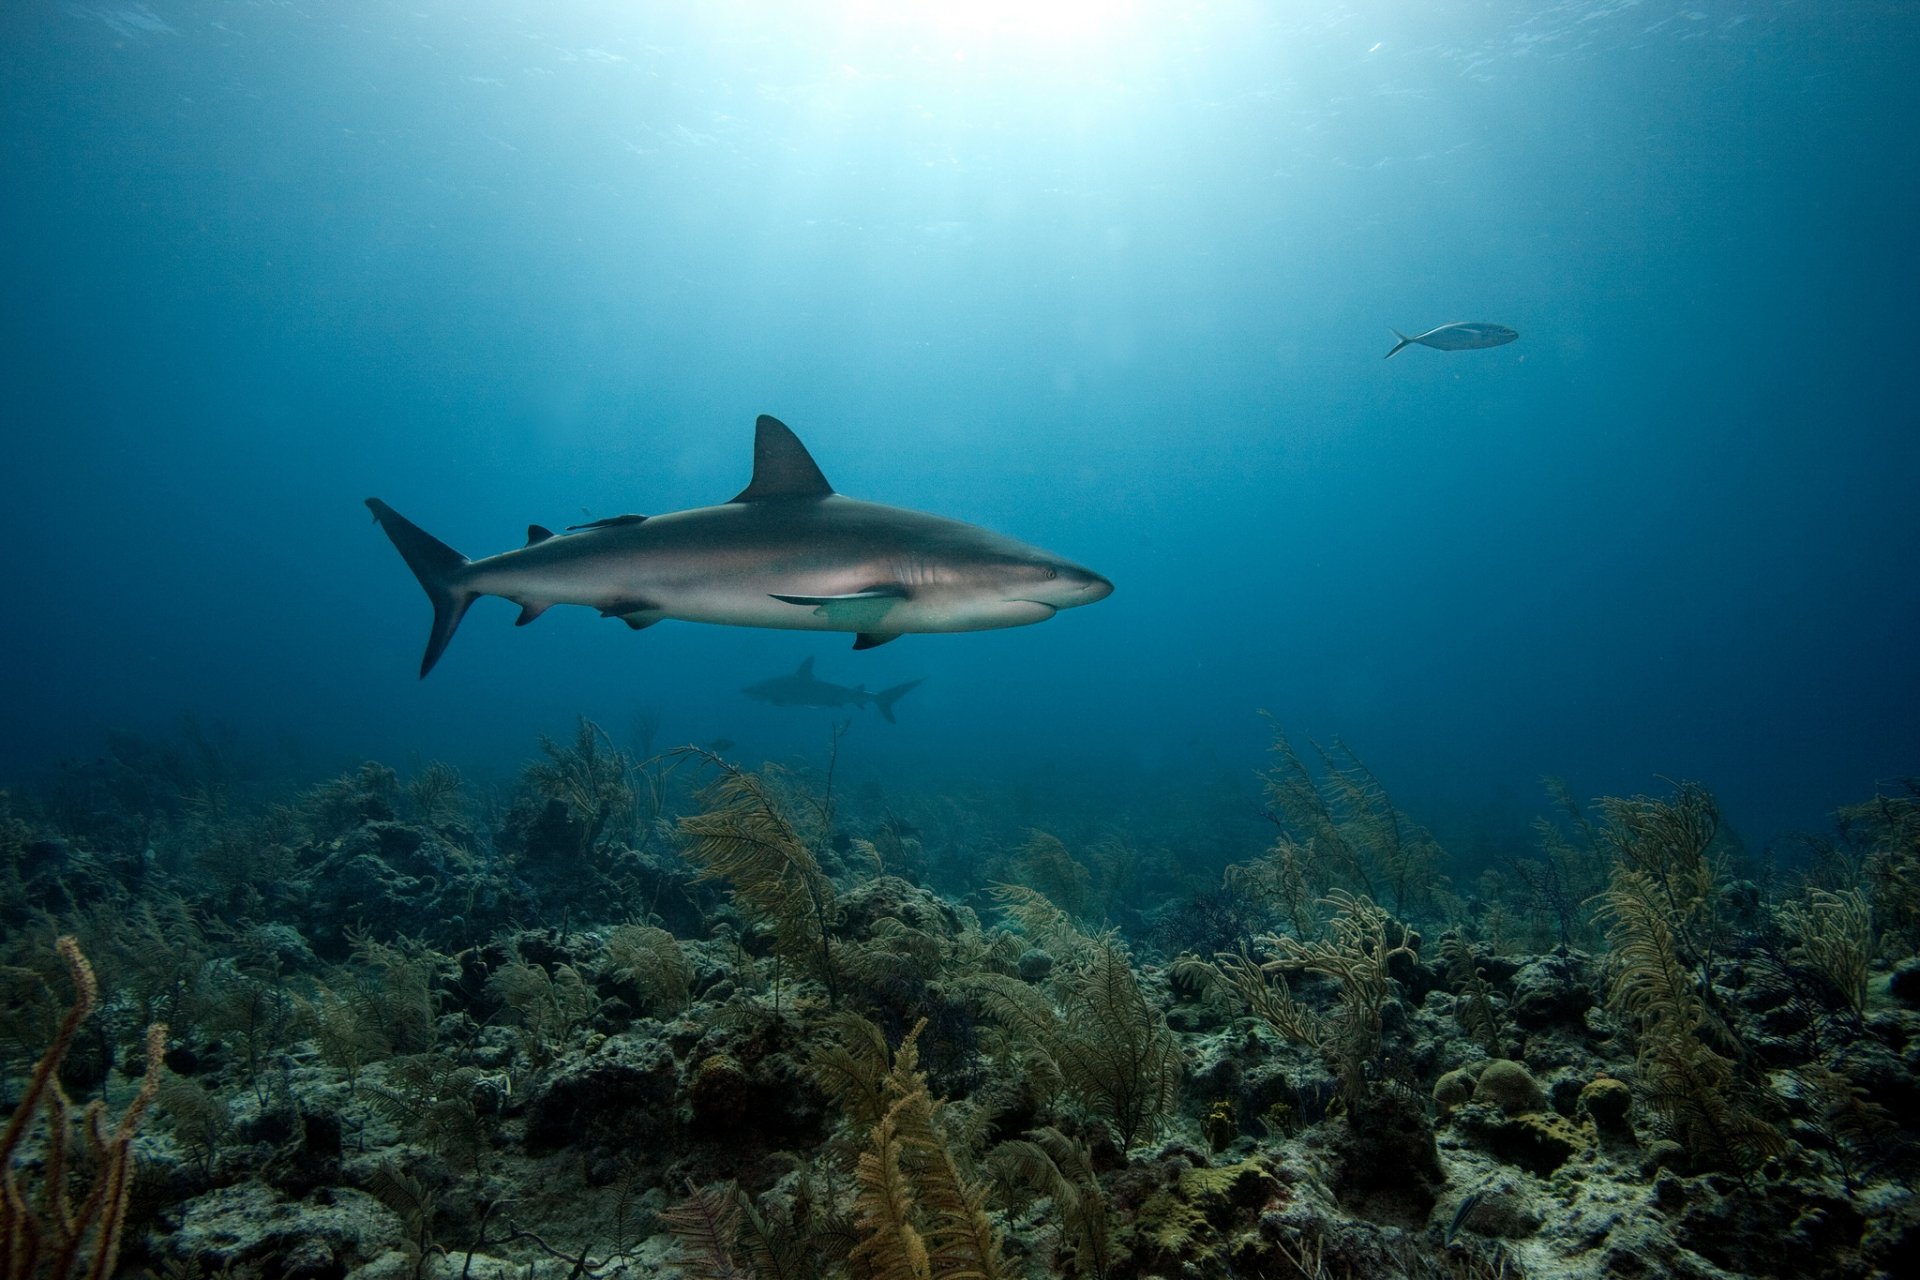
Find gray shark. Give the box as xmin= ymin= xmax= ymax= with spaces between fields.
xmin=366 ymin=414 xmax=1113 ymax=676
xmin=743 ymin=658 xmax=924 ymax=723
xmin=1385 ymin=321 xmax=1519 ymax=359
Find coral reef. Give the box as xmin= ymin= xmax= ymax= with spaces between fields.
xmin=2 ymin=727 xmax=1917 ymax=1279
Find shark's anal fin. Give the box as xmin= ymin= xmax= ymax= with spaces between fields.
xmin=515 ymin=603 xmax=551 ymax=626
xmin=770 ymin=586 xmax=907 ymax=629
xmin=618 ymin=614 xmax=661 ymax=631
xmin=854 ymin=633 xmax=900 ymax=650
xmin=731 ymin=416 xmax=834 ymax=502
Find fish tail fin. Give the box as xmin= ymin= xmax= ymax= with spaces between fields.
xmin=366 ymin=498 xmax=477 ymax=678
xmin=1385 ymin=328 xmax=1412 ymax=359
xmin=872 ymin=678 xmax=924 ymax=724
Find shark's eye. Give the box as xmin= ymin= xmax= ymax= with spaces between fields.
xmin=1042 ymin=566 xmax=1059 ymax=581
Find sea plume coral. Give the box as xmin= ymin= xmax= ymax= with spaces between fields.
xmin=1 ymin=936 xmax=167 ymax=1280
xmin=972 ymin=937 xmax=1180 ymax=1150
xmin=1595 ymin=786 xmax=1785 ymax=1172
xmin=676 ymin=750 xmax=843 ymax=1005
xmin=849 ymin=1019 xmax=1008 ymax=1280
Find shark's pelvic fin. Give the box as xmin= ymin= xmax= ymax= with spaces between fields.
xmin=854 ymin=633 xmax=900 ymax=650
xmin=365 ymin=498 xmax=475 ymax=679
xmin=515 ymin=603 xmax=550 ymax=626
xmin=731 ymin=415 xmax=834 ymax=503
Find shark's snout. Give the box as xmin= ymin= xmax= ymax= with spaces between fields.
xmin=1074 ymin=570 xmax=1115 ymax=604
xmin=1016 ymin=563 xmax=1112 ymax=610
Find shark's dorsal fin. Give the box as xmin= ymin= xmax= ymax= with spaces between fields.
xmin=526 ymin=525 xmax=555 ymax=545
xmin=798 ymin=657 xmax=815 ymax=677
xmin=731 ymin=415 xmax=833 ymax=503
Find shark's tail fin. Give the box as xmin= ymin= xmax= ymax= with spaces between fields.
xmin=1384 ymin=327 xmax=1413 ymax=360
xmin=872 ymin=678 xmax=924 ymax=725
xmin=366 ymin=498 xmax=476 ymax=678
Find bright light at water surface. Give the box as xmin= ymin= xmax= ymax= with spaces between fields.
xmin=837 ymin=0 xmax=1147 ymax=57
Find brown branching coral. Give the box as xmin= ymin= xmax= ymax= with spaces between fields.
xmin=1249 ymin=722 xmax=1450 ymax=920
xmin=676 ymin=751 xmax=844 ymax=1006
xmin=527 ymin=718 xmax=638 ymax=858
xmin=488 ymin=943 xmax=603 ymax=1069
xmin=1777 ymin=887 xmax=1873 ymax=1015
xmin=850 ymin=1019 xmax=1008 ymax=1280
xmin=661 ymin=1179 xmax=755 ymax=1280
xmin=1441 ymin=932 xmax=1506 ymax=1054
xmin=1594 ymin=782 xmax=1724 ymax=988
xmin=1843 ymin=782 xmax=1920 ymax=952
xmin=986 ymin=1126 xmax=1110 ymax=1278
xmin=1596 ymin=799 xmax=1786 ymax=1173
xmin=603 ymin=923 xmax=693 ymax=1016
xmin=985 ymin=883 xmax=1099 ymax=969
xmin=1009 ymin=831 xmax=1094 ymax=922
xmin=972 ymin=939 xmax=1180 ymax=1150
xmin=1179 ymin=890 xmax=1413 ymax=1107
xmin=2 ymin=936 xmax=166 ymax=1280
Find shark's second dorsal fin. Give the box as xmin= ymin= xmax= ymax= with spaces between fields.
xmin=526 ymin=525 xmax=555 ymax=546
xmin=798 ymin=657 xmax=815 ymax=676
xmin=731 ymin=415 xmax=833 ymax=502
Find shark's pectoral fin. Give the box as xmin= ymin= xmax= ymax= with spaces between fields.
xmin=854 ymin=632 xmax=900 ymax=650
xmin=770 ymin=586 xmax=907 ymax=629
xmin=515 ymin=603 xmax=552 ymax=626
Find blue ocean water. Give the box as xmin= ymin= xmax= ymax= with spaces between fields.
xmin=3 ymin=0 xmax=1915 ymax=855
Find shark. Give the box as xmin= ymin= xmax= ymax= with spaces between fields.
xmin=1384 ymin=321 xmax=1519 ymax=359
xmin=743 ymin=657 xmax=924 ymax=723
xmin=366 ymin=414 xmax=1113 ymax=676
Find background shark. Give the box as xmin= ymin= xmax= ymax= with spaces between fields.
xmin=742 ymin=657 xmax=924 ymax=723
xmin=366 ymin=415 xmax=1113 ymax=675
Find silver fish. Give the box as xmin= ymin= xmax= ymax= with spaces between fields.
xmin=1385 ymin=321 xmax=1519 ymax=359
xmin=367 ymin=415 xmax=1113 ymax=675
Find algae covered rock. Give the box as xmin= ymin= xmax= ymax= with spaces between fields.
xmin=1888 ymin=957 xmax=1920 ymax=1008
xmin=523 ymin=1034 xmax=679 ymax=1153
xmin=1508 ymin=950 xmax=1597 ymax=1028
xmin=155 ymin=1181 xmax=405 ymax=1277
xmin=1453 ymin=1100 xmax=1594 ymax=1175
xmin=1324 ymin=1086 xmax=1444 ymax=1221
